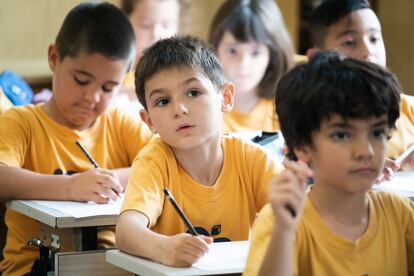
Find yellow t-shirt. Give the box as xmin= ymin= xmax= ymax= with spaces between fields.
xmin=122 ymin=70 xmax=135 ymax=89
xmin=244 ymin=191 xmax=414 ymax=276
xmin=387 ymin=93 xmax=414 ymax=159
xmin=221 ymin=99 xmax=278 ymax=134
xmin=121 ymin=136 xmax=283 ymax=241
xmin=0 ymin=104 xmax=152 ymax=275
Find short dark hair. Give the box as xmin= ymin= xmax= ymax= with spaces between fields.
xmin=135 ymin=35 xmax=227 ymax=110
xmin=208 ymin=0 xmax=294 ymax=99
xmin=55 ymin=2 xmax=136 ymax=65
xmin=310 ymin=0 xmax=372 ymax=48
xmin=276 ymin=51 xmax=401 ymax=160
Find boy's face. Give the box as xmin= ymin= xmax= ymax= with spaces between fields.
xmin=129 ymin=0 xmax=180 ymax=62
xmin=322 ymin=9 xmax=386 ymax=67
xmin=140 ymin=67 xmax=234 ymax=150
xmin=47 ymin=45 xmax=129 ymax=130
xmin=217 ymin=31 xmax=270 ymax=95
xmin=298 ymin=114 xmax=388 ymax=194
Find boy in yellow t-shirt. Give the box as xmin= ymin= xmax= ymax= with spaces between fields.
xmin=116 ymin=35 xmax=283 ymax=267
xmin=0 ymin=3 xmax=152 ymax=275
xmin=245 ymin=51 xmax=414 ymax=276
xmin=307 ymin=0 xmax=414 ymax=166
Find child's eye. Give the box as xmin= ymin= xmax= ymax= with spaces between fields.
xmin=370 ymin=35 xmax=381 ymax=43
xmin=74 ymin=76 xmax=89 ymax=85
xmin=371 ymin=128 xmax=387 ymax=139
xmin=155 ymin=98 xmax=169 ymax=107
xmin=102 ymin=85 xmax=114 ymax=93
xmin=331 ymin=131 xmax=349 ymax=141
xmin=187 ymin=90 xmax=200 ymax=98
xmin=227 ymin=47 xmax=237 ymax=55
xmin=251 ymin=49 xmax=260 ymax=57
xmin=342 ymin=39 xmax=356 ymax=48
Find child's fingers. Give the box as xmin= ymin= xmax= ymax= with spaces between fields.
xmin=95 ymin=172 xmax=122 ymax=194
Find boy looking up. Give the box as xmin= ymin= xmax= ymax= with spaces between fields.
xmin=116 ymin=35 xmax=283 ymax=267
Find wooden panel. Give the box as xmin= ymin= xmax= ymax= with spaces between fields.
xmin=377 ymin=0 xmax=414 ymax=94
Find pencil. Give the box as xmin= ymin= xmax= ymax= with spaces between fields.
xmin=75 ymin=140 xmax=121 ymax=199
xmin=163 ymin=187 xmax=198 ymax=235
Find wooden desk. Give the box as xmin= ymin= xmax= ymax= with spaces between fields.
xmin=6 ymin=200 xmax=128 ymax=275
xmin=106 ymin=241 xmax=249 ymax=276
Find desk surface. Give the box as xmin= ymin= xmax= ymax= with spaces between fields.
xmin=106 ymin=241 xmax=249 ymax=276
xmin=6 ymin=200 xmax=118 ymax=228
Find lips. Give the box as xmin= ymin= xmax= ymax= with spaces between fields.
xmin=176 ymin=123 xmax=195 ymax=132
xmin=349 ymin=167 xmax=377 ymax=176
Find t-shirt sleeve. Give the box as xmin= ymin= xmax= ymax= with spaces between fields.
xmin=116 ymin=108 xmax=153 ymax=164
xmin=121 ymin=156 xmax=164 ymax=227
xmin=247 ymin=143 xmax=284 ymax=211
xmin=404 ymin=198 xmax=414 ymax=274
xmin=244 ymin=204 xmax=274 ymax=276
xmin=0 ymin=108 xmax=30 ymax=167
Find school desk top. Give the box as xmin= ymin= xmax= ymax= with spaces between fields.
xmin=373 ymin=171 xmax=414 ymax=200
xmin=106 ymin=240 xmax=249 ymax=276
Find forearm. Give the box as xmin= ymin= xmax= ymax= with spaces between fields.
xmin=0 ymin=165 xmax=71 ymax=201
xmin=259 ymin=228 xmax=294 ymax=276
xmin=116 ymin=211 xmax=166 ymax=262
xmin=112 ymin=167 xmax=130 ymax=189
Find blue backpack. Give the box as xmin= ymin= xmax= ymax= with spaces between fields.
xmin=0 ymin=70 xmax=33 ymax=106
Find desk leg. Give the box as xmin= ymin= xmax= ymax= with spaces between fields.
xmin=81 ymin=226 xmax=97 ymax=250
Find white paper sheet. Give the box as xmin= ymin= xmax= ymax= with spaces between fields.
xmin=373 ymin=171 xmax=414 ymax=197
xmin=193 ymin=240 xmax=249 ymax=271
xmin=32 ymin=194 xmax=124 ymax=218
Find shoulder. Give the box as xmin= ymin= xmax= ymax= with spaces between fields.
xmin=368 ymin=191 xmax=414 ymax=221
xmin=0 ymin=104 xmax=39 ymax=125
xmin=135 ymin=136 xmax=173 ymax=163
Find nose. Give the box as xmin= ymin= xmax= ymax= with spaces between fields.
xmin=173 ymin=102 xmax=189 ymax=118
xmin=352 ymin=137 xmax=374 ymax=161
xmin=359 ymin=38 xmax=374 ymax=62
xmin=150 ymin=24 xmax=164 ymax=43
xmin=83 ymin=88 xmax=101 ymax=104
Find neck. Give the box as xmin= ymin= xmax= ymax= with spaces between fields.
xmin=172 ymin=134 xmax=224 ymax=186
xmin=309 ymin=184 xmax=370 ymax=241
xmin=233 ymin=89 xmax=260 ymax=113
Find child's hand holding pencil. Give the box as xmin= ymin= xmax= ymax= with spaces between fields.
xmin=71 ymin=140 xmax=122 ymax=203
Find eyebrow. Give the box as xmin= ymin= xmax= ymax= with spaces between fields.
xmin=148 ymin=77 xmax=201 ymax=99
xmin=73 ymin=69 xmax=119 ymax=86
xmin=335 ymin=28 xmax=381 ymax=39
xmin=327 ymin=119 xmax=388 ymax=129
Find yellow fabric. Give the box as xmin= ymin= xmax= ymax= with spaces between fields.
xmin=0 ymin=104 xmax=152 ymax=275
xmin=387 ymin=93 xmax=414 ymax=159
xmin=122 ymin=70 xmax=135 ymax=89
xmin=244 ymin=191 xmax=414 ymax=276
xmin=293 ymin=54 xmax=308 ymax=63
xmin=0 ymin=87 xmax=13 ymax=114
xmin=122 ymin=136 xmax=283 ymax=241
xmin=221 ymin=99 xmax=279 ymax=133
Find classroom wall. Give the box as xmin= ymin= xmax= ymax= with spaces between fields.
xmin=0 ymin=0 xmax=413 ymax=93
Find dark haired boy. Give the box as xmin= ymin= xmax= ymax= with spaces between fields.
xmin=0 ymin=3 xmax=152 ymax=274
xmin=307 ymin=0 xmax=414 ymax=168
xmin=116 ymin=35 xmax=283 ymax=267
xmin=245 ymin=51 xmax=414 ymax=275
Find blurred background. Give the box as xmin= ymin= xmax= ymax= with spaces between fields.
xmin=0 ymin=0 xmax=413 ymax=93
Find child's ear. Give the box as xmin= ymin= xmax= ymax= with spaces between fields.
xmin=221 ymin=82 xmax=235 ymax=113
xmin=294 ymin=145 xmax=312 ymax=163
xmin=48 ymin=44 xmax=59 ymax=72
xmin=139 ymin=109 xmax=158 ymax=134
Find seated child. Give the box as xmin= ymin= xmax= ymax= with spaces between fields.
xmin=308 ymin=0 xmax=414 ymax=167
xmin=115 ymin=35 xmax=283 ymax=267
xmin=0 ymin=3 xmax=152 ymax=275
xmin=113 ymin=0 xmax=184 ymax=111
xmin=208 ymin=0 xmax=295 ymax=133
xmin=244 ymin=51 xmax=414 ymax=275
